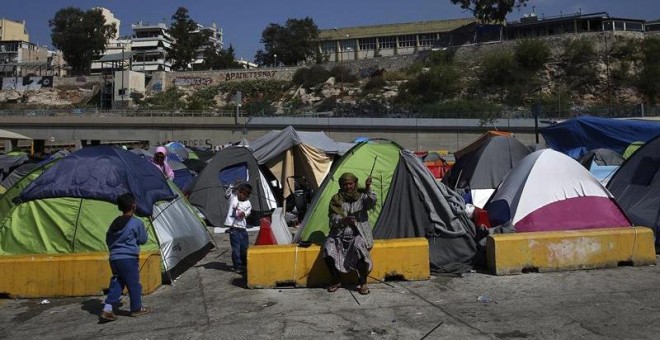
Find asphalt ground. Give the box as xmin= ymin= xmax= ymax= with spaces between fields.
xmin=1 ymin=231 xmax=659 ymax=340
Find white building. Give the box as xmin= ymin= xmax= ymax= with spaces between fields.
xmin=130 ymin=22 xmax=173 ymax=73
xmin=192 ymin=23 xmax=223 ymax=68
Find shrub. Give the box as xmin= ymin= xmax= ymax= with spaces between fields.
xmin=363 ymin=76 xmax=387 ymax=93
xmin=329 ymin=65 xmax=358 ymax=83
xmin=292 ymin=65 xmax=331 ymax=89
xmin=515 ymin=39 xmax=551 ymax=71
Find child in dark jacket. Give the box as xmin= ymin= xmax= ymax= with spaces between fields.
xmin=100 ymin=193 xmax=151 ymax=321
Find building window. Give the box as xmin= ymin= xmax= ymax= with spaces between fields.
xmin=378 ymin=36 xmax=396 ymax=49
xmin=340 ymin=40 xmax=354 ymax=52
xmin=358 ymin=38 xmax=376 ymax=50
xmin=614 ymin=21 xmax=625 ymax=31
xmin=398 ymin=35 xmax=416 ymax=48
xmin=320 ymin=41 xmax=336 ymax=54
xmin=418 ymin=34 xmax=435 ymax=46
xmin=626 ymin=22 xmax=643 ymax=31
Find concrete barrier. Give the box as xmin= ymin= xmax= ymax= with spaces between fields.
xmin=487 ymin=227 xmax=656 ymax=275
xmin=0 ymin=252 xmax=162 ymax=298
xmin=247 ymin=238 xmax=430 ymax=289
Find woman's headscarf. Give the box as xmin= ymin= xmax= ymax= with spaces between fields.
xmin=329 ymin=172 xmax=365 ymax=217
xmin=152 ymin=146 xmax=175 ymax=180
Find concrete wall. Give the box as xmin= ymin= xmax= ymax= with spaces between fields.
xmin=55 ymin=75 xmax=104 ymax=87
xmin=0 ymin=115 xmax=541 ymax=152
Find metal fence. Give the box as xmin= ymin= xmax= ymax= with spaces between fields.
xmin=0 ymin=105 xmax=658 ymax=120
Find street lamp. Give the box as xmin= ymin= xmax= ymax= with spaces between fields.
xmin=273 ymin=54 xmax=277 ymax=68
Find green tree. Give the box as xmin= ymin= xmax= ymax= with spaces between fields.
xmin=49 ymin=7 xmax=116 ymax=75
xmin=637 ymin=37 xmax=660 ymax=105
xmin=562 ymin=37 xmax=598 ymax=94
xmin=254 ymin=17 xmax=320 ymax=66
xmin=449 ymin=0 xmax=529 ymax=22
xmin=168 ymin=7 xmax=211 ymax=71
xmin=196 ymin=44 xmax=241 ymax=70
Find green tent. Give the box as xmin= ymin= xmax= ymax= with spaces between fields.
xmin=294 ymin=140 xmax=478 ymax=269
xmin=0 ymin=147 xmax=212 ymax=280
xmin=295 ymin=140 xmax=400 ymax=244
xmin=623 ymin=141 xmax=644 ymax=159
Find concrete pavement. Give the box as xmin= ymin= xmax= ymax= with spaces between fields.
xmin=1 ymin=232 xmax=659 ymax=339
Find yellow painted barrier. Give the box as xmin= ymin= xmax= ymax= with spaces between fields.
xmin=487 ymin=227 xmax=656 ymax=275
xmin=247 ymin=238 xmax=430 ymax=289
xmin=0 ymin=252 xmax=162 ymax=298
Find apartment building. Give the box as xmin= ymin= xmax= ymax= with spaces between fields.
xmin=0 ymin=18 xmax=29 ymax=42
xmin=130 ymin=22 xmax=173 ymax=73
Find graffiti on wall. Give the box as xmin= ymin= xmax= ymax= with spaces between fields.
xmin=173 ymin=77 xmax=213 ymax=86
xmin=0 ymin=76 xmax=54 ymax=91
xmin=161 ymin=139 xmax=214 ymax=148
xmin=172 ymin=71 xmax=279 ymax=87
xmin=224 ymin=70 xmax=277 ymax=81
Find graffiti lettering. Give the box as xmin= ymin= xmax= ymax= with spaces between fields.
xmin=225 ymin=71 xmax=276 ymax=81
xmin=0 ymin=76 xmax=54 ymax=91
xmin=174 ymin=77 xmax=213 ymax=86
xmin=176 ymin=139 xmax=214 ymax=148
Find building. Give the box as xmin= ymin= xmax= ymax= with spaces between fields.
xmin=0 ymin=41 xmax=50 ymax=77
xmin=131 ymin=22 xmax=173 ymax=73
xmin=94 ymin=7 xmax=120 ymax=42
xmin=0 ymin=18 xmax=29 ymax=42
xmin=646 ymin=19 xmax=660 ymax=32
xmin=317 ymin=18 xmax=475 ymax=62
xmin=505 ymin=12 xmax=646 ymax=40
xmin=192 ymin=23 xmax=223 ymax=68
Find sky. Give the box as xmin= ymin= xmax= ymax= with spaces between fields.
xmin=3 ymin=0 xmax=660 ymax=62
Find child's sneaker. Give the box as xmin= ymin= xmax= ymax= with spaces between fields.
xmin=100 ymin=311 xmax=118 ymax=321
xmin=130 ymin=307 xmax=151 ymax=317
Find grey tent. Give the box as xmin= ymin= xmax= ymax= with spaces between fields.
xmin=372 ymin=151 xmax=477 ymax=270
xmin=579 ymin=148 xmax=624 ymax=168
xmin=607 ymin=134 xmax=660 ymax=249
xmin=249 ymin=126 xmax=341 ymax=199
xmin=188 ymin=146 xmax=277 ymax=227
xmin=0 ymin=154 xmax=29 ymax=181
xmin=1 ymin=162 xmax=39 ymax=189
xmin=442 ymin=136 xmax=531 ymax=208
xmin=294 ymin=140 xmax=477 ymax=270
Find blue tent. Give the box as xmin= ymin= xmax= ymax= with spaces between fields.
xmin=540 ymin=116 xmax=660 ymax=159
xmin=20 ymin=146 xmax=176 ymax=216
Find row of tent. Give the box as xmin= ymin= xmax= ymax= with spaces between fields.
xmin=0 ymin=118 xmax=658 ymax=281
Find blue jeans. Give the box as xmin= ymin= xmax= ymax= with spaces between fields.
xmin=229 ymin=227 xmax=249 ymax=270
xmin=105 ymin=258 xmax=142 ymax=312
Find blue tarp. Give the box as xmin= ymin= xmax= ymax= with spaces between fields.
xmin=540 ymin=116 xmax=660 ymax=159
xmin=20 ymin=146 xmax=175 ymax=216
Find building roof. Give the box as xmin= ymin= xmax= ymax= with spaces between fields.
xmin=97 ymin=51 xmax=136 ymax=62
xmin=507 ymin=12 xmax=646 ymax=27
xmin=319 ymin=18 xmax=475 ymax=40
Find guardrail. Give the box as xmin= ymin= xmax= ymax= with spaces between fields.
xmin=0 ymin=109 xmax=237 ymax=118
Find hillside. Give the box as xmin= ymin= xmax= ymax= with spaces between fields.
xmin=2 ymin=31 xmax=659 ymax=118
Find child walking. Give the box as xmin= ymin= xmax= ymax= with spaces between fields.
xmin=224 ymin=183 xmax=253 ymax=274
xmin=100 ymin=193 xmax=151 ymax=321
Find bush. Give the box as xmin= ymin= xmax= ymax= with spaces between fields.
xmin=141 ymin=87 xmax=185 ymax=110
xmin=480 ymin=50 xmax=517 ymax=88
xmin=515 ymin=39 xmax=551 ymax=71
xmin=363 ymin=76 xmax=387 ymax=93
xmin=292 ymin=65 xmax=331 ymax=89
xmin=329 ymin=65 xmax=358 ymax=83
xmin=382 ymin=70 xmax=410 ymax=81
xmin=562 ymin=37 xmax=598 ymax=93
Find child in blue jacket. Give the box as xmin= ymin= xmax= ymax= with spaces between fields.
xmin=100 ymin=193 xmax=151 ymax=321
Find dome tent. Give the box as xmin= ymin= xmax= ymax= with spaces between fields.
xmin=2 ymin=146 xmax=212 ymax=281
xmin=294 ymin=140 xmax=477 ymax=269
xmin=485 ymin=149 xmax=630 ymax=232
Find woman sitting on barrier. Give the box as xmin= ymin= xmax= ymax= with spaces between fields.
xmin=323 ymin=172 xmax=376 ymax=295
